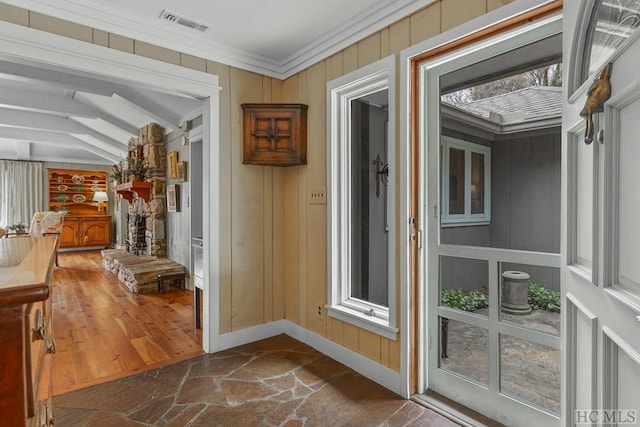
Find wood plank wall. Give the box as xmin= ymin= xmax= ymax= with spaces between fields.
xmin=0 ymin=0 xmax=514 ymax=372
xmin=279 ymin=0 xmax=513 ymax=371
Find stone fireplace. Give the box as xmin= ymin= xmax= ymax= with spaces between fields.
xmin=125 ymin=123 xmax=167 ymax=257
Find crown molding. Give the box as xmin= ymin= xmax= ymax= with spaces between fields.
xmin=3 ymin=0 xmax=434 ymax=80
xmin=280 ymin=0 xmax=435 ymax=77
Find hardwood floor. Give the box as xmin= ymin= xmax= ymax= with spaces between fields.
xmin=51 ymin=251 xmax=203 ymax=396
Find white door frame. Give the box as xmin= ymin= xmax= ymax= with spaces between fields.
xmin=0 ymin=21 xmax=223 ymax=352
xmin=418 ymin=15 xmax=562 ymax=426
xmin=399 ymin=0 xmax=563 ymax=420
xmin=400 ymin=1 xmax=561 ymax=399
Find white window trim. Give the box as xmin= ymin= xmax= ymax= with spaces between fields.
xmin=441 ymin=136 xmax=491 ymax=226
xmin=327 ymin=55 xmax=398 ymax=340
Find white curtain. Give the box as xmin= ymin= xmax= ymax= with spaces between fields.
xmin=0 ymin=160 xmax=44 ymax=227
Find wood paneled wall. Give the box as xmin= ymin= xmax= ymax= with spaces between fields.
xmin=0 ymin=0 xmax=514 ymax=371
xmin=279 ymin=1 xmax=512 ymax=371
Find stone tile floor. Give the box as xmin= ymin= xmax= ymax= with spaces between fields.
xmin=440 ymin=309 xmax=560 ymax=415
xmin=55 ymin=334 xmax=460 ymax=426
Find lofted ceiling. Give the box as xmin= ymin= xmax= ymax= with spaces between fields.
xmin=0 ymin=0 xmax=432 ymax=165
xmin=0 ymin=59 xmax=202 ymax=165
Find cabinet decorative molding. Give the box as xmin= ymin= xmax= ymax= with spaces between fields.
xmin=241 ymin=103 xmax=307 ymax=166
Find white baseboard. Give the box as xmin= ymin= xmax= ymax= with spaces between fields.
xmin=217 ymin=319 xmax=404 ymax=397
xmin=218 ymin=319 xmax=289 ymax=350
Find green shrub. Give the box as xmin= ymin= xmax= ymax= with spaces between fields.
xmin=528 ymin=282 xmax=560 ymax=312
xmin=441 ymin=288 xmax=488 ymax=312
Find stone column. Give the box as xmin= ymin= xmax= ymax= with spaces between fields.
xmin=125 ymin=122 xmax=167 ymax=257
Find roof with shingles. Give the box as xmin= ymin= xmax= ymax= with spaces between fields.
xmin=453 ymin=86 xmax=562 ymax=125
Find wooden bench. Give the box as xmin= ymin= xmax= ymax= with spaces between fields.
xmin=157 ymin=271 xmax=186 ymax=293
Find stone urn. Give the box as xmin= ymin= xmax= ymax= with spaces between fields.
xmin=501 ymin=270 xmax=531 ymax=315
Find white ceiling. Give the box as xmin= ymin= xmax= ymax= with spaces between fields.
xmin=0 ymin=0 xmax=432 ymax=165
xmin=6 ymin=0 xmax=432 ymax=78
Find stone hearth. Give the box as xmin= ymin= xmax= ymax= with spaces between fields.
xmin=102 ymin=249 xmax=185 ymax=294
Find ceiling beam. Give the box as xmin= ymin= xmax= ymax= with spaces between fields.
xmin=71 ymin=120 xmax=128 ymax=150
xmin=71 ymin=95 xmax=140 ymax=135
xmin=14 ymin=140 xmax=30 ymax=160
xmin=0 ymin=108 xmax=127 ymax=152
xmin=0 ymin=127 xmax=121 ymax=162
xmin=0 ymin=61 xmax=118 ymax=96
xmin=0 ymin=107 xmax=86 ymax=133
xmin=0 ymin=86 xmax=139 ymax=135
xmin=114 ymin=87 xmax=181 ymax=129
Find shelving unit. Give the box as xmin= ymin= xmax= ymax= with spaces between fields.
xmin=47 ymin=168 xmax=111 ymax=249
xmin=48 ymin=168 xmax=107 ymax=216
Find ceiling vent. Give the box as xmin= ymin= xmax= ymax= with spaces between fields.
xmin=159 ymin=9 xmax=209 ymax=32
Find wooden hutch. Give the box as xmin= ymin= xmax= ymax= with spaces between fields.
xmin=47 ymin=168 xmax=111 ymax=248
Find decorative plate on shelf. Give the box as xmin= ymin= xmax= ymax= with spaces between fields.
xmin=72 ymin=175 xmax=85 ymax=184
xmin=72 ymin=184 xmax=84 ymax=192
xmin=72 ymin=194 xmax=86 ymax=203
xmin=57 ymin=184 xmax=68 ymax=191
xmin=91 ymin=185 xmax=102 ymax=192
xmin=54 ymin=194 xmax=69 ymax=202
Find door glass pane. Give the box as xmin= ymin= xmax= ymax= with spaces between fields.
xmin=471 ymin=151 xmax=484 ymax=214
xmin=350 ymin=95 xmax=389 ymax=307
xmin=449 ymin=147 xmax=465 ymax=215
xmin=500 ymin=334 xmax=560 ymax=415
xmin=499 ymin=263 xmax=560 ymax=336
xmin=440 ymin=317 xmax=488 ymax=386
xmin=585 ymin=0 xmax=640 ymax=83
xmin=440 ymin=256 xmax=489 ymax=316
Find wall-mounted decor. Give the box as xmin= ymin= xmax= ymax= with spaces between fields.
xmin=177 ymin=161 xmax=187 ymax=182
xmin=167 ymin=151 xmax=179 ymax=179
xmin=167 ymin=184 xmax=179 ymax=212
xmin=579 ymin=62 xmax=612 ymax=144
xmin=241 ymin=103 xmax=307 ymax=166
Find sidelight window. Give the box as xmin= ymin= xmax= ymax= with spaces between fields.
xmin=326 ymin=55 xmax=398 ymax=339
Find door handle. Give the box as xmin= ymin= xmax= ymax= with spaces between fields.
xmin=373 ymin=153 xmax=389 ymax=198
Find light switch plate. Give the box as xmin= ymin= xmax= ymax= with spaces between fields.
xmin=309 ymin=187 xmax=326 ymax=205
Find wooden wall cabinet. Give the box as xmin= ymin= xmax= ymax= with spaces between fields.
xmin=241 ymin=103 xmax=307 ymax=166
xmin=59 ymin=216 xmax=111 ymax=248
xmin=0 ymin=237 xmax=57 ymax=426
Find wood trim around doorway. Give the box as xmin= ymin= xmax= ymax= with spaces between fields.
xmin=407 ymin=0 xmax=563 ymax=394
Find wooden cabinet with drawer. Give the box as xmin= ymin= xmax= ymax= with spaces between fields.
xmin=0 ymin=236 xmax=57 ymax=426
xmin=59 ymin=215 xmax=111 ymax=248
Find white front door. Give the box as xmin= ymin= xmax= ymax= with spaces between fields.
xmin=563 ymin=1 xmax=640 ymax=426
